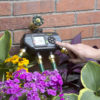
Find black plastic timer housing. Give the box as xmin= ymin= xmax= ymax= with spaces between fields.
xmin=20 ymin=32 xmax=62 ymax=53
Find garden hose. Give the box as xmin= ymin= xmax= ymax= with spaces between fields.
xmin=37 ymin=53 xmax=45 ymax=72
xmin=49 ymin=52 xmax=57 ymax=70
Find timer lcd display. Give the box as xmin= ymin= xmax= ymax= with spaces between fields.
xmin=33 ymin=36 xmax=46 ymax=46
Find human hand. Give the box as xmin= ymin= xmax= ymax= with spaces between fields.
xmin=56 ymin=41 xmax=100 ymax=63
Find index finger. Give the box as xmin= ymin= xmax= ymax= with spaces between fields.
xmin=55 ymin=41 xmax=73 ymax=50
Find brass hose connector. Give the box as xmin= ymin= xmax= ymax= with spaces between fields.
xmin=37 ymin=53 xmax=45 ymax=72
xmin=49 ymin=52 xmax=57 ymax=70
xmin=61 ymin=47 xmax=68 ymax=55
xmin=38 ymin=54 xmax=43 ymax=64
xmin=18 ymin=48 xmax=26 ymax=57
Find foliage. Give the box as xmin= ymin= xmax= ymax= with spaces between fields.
xmin=54 ymin=33 xmax=100 ymax=100
xmin=55 ymin=33 xmax=98 ymax=94
xmin=55 ymin=33 xmax=84 ymax=93
xmin=81 ymin=61 xmax=100 ymax=91
xmin=0 ymin=70 xmax=63 ymax=100
xmin=0 ymin=31 xmax=100 ymax=100
xmin=0 ymin=31 xmax=12 ymax=61
xmin=53 ymin=61 xmax=100 ymax=100
xmin=0 ymin=30 xmax=63 ymax=100
xmin=78 ymin=61 xmax=100 ymax=100
xmin=52 ymin=93 xmax=78 ymax=100
xmin=0 ymin=31 xmax=12 ymax=79
xmin=78 ymin=88 xmax=100 ymax=100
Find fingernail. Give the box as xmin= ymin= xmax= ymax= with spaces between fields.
xmin=56 ymin=41 xmax=59 ymax=43
xmin=55 ymin=41 xmax=58 ymax=43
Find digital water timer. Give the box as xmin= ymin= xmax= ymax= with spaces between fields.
xmin=20 ymin=32 xmax=62 ymax=52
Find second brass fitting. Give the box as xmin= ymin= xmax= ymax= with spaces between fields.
xmin=38 ymin=55 xmax=43 ymax=64
xmin=49 ymin=54 xmax=55 ymax=62
xmin=61 ymin=47 xmax=68 ymax=54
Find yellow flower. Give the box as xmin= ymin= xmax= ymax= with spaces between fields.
xmin=5 ymin=55 xmax=29 ymax=67
xmin=17 ymin=66 xmax=28 ymax=72
xmin=5 ymin=55 xmax=29 ymax=75
xmin=18 ymin=58 xmax=29 ymax=67
xmin=5 ymin=55 xmax=20 ymax=64
xmin=11 ymin=55 xmax=20 ymax=64
xmin=12 ymin=55 xmax=19 ymax=59
xmin=5 ymin=58 xmax=11 ymax=63
xmin=6 ymin=72 xmax=12 ymax=80
xmin=11 ymin=58 xmax=19 ymax=64
xmin=22 ymin=58 xmax=29 ymax=66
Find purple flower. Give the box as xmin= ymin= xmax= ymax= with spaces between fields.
xmin=60 ymin=98 xmax=65 ymax=100
xmin=26 ymin=73 xmax=32 ymax=82
xmin=0 ymin=70 xmax=63 ymax=99
xmin=59 ymin=93 xmax=65 ymax=100
xmin=19 ymin=74 xmax=26 ymax=80
xmin=59 ymin=93 xmax=64 ymax=97
xmin=16 ymin=92 xmax=22 ymax=97
xmin=14 ymin=79 xmax=20 ymax=83
xmin=50 ymin=76 xmax=58 ymax=82
xmin=40 ymin=75 xmax=46 ymax=81
xmin=47 ymin=89 xmax=57 ymax=96
xmin=9 ymin=95 xmax=18 ymax=100
xmin=30 ymin=83 xmax=37 ymax=92
xmin=58 ymin=80 xmax=63 ymax=85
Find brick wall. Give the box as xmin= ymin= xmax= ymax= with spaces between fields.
xmin=0 ymin=0 xmax=100 ymax=55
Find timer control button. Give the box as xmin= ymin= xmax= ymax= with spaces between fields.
xmin=51 ymin=40 xmax=55 ymax=44
xmin=48 ymin=36 xmax=55 ymax=44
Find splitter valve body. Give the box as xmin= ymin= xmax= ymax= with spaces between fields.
xmin=20 ymin=32 xmax=62 ymax=72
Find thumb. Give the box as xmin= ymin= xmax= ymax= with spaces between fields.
xmin=69 ymin=58 xmax=86 ymax=63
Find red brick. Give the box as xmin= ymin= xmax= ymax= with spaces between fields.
xmin=95 ymin=26 xmax=100 ymax=36
xmin=42 ymin=14 xmax=75 ymax=28
xmin=97 ymin=0 xmax=100 ymax=9
xmin=56 ymin=26 xmax=94 ymax=40
xmin=14 ymin=29 xmax=31 ymax=44
xmin=14 ymin=28 xmax=55 ymax=44
xmin=77 ymin=12 xmax=100 ymax=25
xmin=0 ymin=17 xmax=32 ymax=31
xmin=43 ymin=28 xmax=55 ymax=32
xmin=56 ymin=0 xmax=95 ymax=12
xmin=0 ymin=2 xmax=11 ymax=16
xmin=13 ymin=0 xmax=55 ymax=15
xmin=82 ymin=39 xmax=100 ymax=48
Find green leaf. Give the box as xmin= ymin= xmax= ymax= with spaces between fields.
xmin=19 ymin=94 xmax=27 ymax=100
xmin=2 ymin=73 xmax=5 ymax=82
xmin=52 ymin=93 xmax=78 ymax=100
xmin=0 ymin=30 xmax=12 ymax=61
xmin=26 ymin=64 xmax=34 ymax=68
xmin=78 ymin=88 xmax=100 ymax=100
xmin=81 ymin=61 xmax=100 ymax=91
xmin=67 ymin=74 xmax=79 ymax=82
xmin=95 ymin=88 xmax=100 ymax=96
xmin=0 ymin=63 xmax=9 ymax=76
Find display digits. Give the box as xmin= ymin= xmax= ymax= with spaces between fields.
xmin=33 ymin=36 xmax=46 ymax=46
